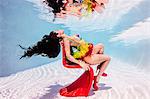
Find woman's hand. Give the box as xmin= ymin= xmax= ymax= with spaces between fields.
xmin=79 ymin=61 xmax=90 ymax=71
xmin=99 ymin=48 xmax=104 ymax=54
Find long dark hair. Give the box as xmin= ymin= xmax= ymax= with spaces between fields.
xmin=43 ymin=0 xmax=80 ymax=14
xmin=19 ymin=31 xmax=63 ymax=59
xmin=43 ymin=0 xmax=64 ymax=14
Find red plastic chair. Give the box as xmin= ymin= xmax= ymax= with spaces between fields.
xmin=59 ymin=43 xmax=107 ymax=97
xmin=61 ymin=42 xmax=82 ymax=68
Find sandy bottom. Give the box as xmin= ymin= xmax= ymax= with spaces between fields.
xmin=0 ymin=58 xmax=150 ymax=99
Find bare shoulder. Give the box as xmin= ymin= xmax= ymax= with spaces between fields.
xmin=63 ymin=38 xmax=70 ymax=47
xmin=63 ymin=37 xmax=69 ymax=43
xmin=63 ymin=37 xmax=71 ymax=55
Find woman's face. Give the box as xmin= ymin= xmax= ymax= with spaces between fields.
xmin=56 ymin=30 xmax=64 ymax=37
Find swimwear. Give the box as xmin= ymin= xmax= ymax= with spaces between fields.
xmin=72 ymin=41 xmax=93 ymax=59
xmin=66 ymin=35 xmax=93 ymax=59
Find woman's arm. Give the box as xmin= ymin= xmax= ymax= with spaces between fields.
xmin=64 ymin=38 xmax=80 ymax=64
xmin=63 ymin=34 xmax=86 ymax=45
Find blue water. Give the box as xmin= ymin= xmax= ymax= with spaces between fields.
xmin=0 ymin=0 xmax=150 ymax=77
xmin=0 ymin=0 xmax=65 ymax=76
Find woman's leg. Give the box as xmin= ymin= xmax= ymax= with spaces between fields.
xmin=83 ymin=54 xmax=111 ymax=90
xmin=92 ymin=43 xmax=104 ymax=54
xmin=83 ymin=54 xmax=110 ymax=66
xmin=96 ymin=56 xmax=111 ymax=82
xmin=91 ymin=43 xmax=110 ymax=80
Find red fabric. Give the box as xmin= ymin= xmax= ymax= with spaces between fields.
xmin=59 ymin=67 xmax=94 ymax=97
xmin=92 ymin=2 xmax=97 ymax=9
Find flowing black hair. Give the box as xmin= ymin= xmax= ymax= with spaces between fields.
xmin=43 ymin=0 xmax=64 ymax=14
xmin=43 ymin=0 xmax=65 ymax=21
xmin=19 ymin=31 xmax=63 ymax=59
xmin=43 ymin=0 xmax=79 ymax=15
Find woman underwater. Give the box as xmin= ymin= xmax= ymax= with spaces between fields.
xmin=20 ymin=30 xmax=111 ymax=91
xmin=43 ymin=0 xmax=108 ymax=18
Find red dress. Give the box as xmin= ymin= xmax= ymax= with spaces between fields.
xmin=59 ymin=67 xmax=94 ymax=97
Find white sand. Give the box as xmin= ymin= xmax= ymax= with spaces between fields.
xmin=0 ymin=58 xmax=150 ymax=99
